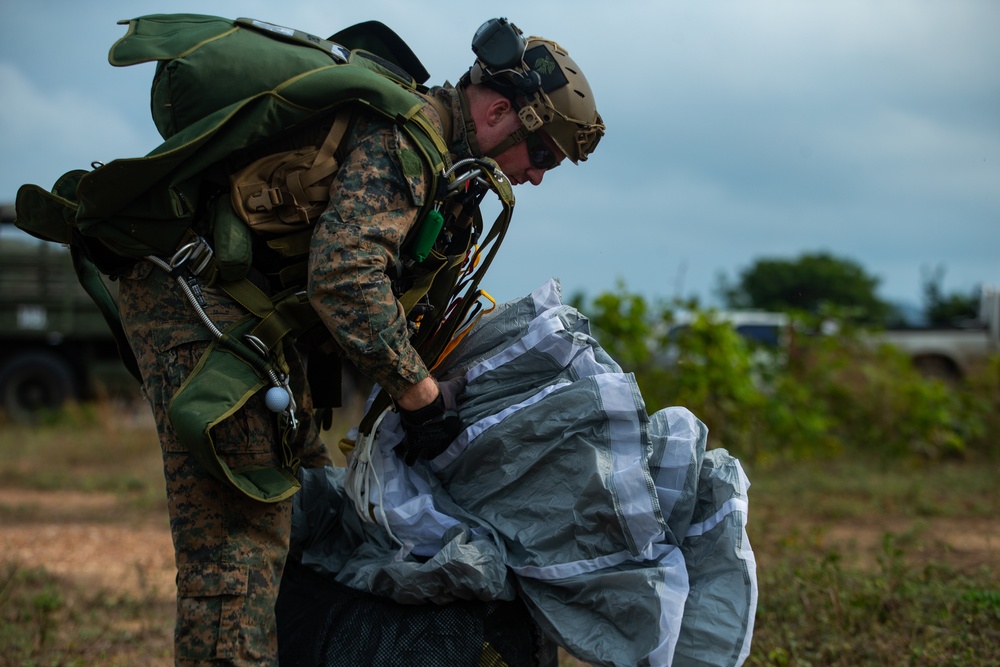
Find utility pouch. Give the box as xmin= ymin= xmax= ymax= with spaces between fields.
xmin=13 ymin=170 xmax=86 ymax=245
xmin=230 ymin=111 xmax=353 ymax=235
xmin=168 ymin=316 xmax=301 ymax=503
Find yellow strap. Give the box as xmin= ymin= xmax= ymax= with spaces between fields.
xmin=430 ymin=291 xmax=496 ymax=371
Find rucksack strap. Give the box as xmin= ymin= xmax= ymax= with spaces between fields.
xmin=69 ymin=245 xmax=144 ymax=384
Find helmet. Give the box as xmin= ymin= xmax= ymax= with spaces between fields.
xmin=468 ymin=19 xmax=605 ymax=163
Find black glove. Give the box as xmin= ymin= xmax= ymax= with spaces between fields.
xmin=395 ymin=377 xmax=466 ymax=465
xmin=313 ymin=407 xmax=334 ymax=432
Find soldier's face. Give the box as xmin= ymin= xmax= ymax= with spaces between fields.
xmin=475 ymin=95 xmax=564 ymax=186
xmin=493 ymin=132 xmax=565 ymax=187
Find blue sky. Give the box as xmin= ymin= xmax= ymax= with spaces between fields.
xmin=2 ymin=0 xmax=997 ymax=311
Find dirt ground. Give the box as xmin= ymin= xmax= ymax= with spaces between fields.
xmin=5 ymin=488 xmax=998 ymax=602
xmin=2 ymin=475 xmax=998 ymax=666
xmin=0 ymin=486 xmax=175 ymax=664
xmin=0 ymin=489 xmax=176 ymax=599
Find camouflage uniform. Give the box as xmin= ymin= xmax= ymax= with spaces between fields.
xmin=118 ymin=86 xmax=473 ymax=665
xmin=308 ymin=86 xmax=472 ymax=396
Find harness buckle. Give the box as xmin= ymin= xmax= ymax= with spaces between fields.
xmin=169 ymin=236 xmax=215 ymax=278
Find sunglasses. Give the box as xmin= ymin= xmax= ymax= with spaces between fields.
xmin=526 ymin=132 xmax=559 ymax=170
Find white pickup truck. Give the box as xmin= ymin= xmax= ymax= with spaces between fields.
xmin=879 ymin=286 xmax=1000 ymax=380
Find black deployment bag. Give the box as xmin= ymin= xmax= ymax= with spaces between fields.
xmin=276 ymin=560 xmax=558 ymax=667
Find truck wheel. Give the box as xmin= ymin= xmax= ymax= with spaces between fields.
xmin=0 ymin=351 xmax=77 ymax=422
xmin=912 ymin=354 xmax=962 ymax=382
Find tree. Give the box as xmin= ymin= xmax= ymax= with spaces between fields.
xmin=921 ymin=265 xmax=979 ymax=326
xmin=720 ymin=252 xmax=892 ymax=324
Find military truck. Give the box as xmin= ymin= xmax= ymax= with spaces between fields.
xmin=878 ymin=285 xmax=1000 ymax=380
xmin=0 ymin=203 xmax=138 ymax=421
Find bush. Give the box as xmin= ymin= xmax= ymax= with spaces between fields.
xmin=573 ymin=285 xmax=1000 ymax=464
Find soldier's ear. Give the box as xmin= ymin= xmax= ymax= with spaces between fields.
xmin=484 ymin=97 xmax=514 ymax=128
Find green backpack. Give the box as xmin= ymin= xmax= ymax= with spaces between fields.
xmin=14 ymin=14 xmax=515 ymax=502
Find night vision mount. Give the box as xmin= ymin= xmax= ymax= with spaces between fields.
xmin=471 ymin=18 xmax=542 ymax=95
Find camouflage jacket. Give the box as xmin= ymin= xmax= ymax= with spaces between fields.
xmin=306 ymin=84 xmax=474 ymax=399
xmin=120 ymin=85 xmax=478 ymax=403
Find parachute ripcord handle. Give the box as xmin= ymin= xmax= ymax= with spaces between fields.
xmin=146 ymin=241 xmax=300 ymax=436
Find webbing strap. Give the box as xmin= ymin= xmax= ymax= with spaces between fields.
xmin=219 ymin=277 xmax=275 ymax=319
xmin=410 ymin=112 xmax=450 ymax=165
xmin=418 ymin=93 xmax=453 ymax=151
xmin=218 ymin=279 xmax=318 ymax=354
xmin=284 ymin=111 xmax=353 ymax=214
xmin=69 ymin=246 xmax=143 ymax=384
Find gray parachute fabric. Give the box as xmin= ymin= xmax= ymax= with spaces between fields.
xmin=291 ymin=280 xmax=757 ymax=666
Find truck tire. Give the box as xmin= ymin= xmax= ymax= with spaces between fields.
xmin=912 ymin=354 xmax=962 ymax=382
xmin=0 ymin=351 xmax=77 ymax=422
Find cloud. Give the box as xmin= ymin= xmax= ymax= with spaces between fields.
xmin=0 ymin=62 xmax=155 ymax=199
xmin=0 ymin=0 xmax=996 ymax=308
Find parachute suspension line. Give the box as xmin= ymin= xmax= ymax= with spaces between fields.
xmin=344 ymin=407 xmax=404 ymax=547
xmin=422 ymin=157 xmax=514 ymax=371
xmin=430 ymin=291 xmax=496 ymax=372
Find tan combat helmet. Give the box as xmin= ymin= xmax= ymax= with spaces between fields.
xmin=466 ymin=18 xmax=605 ymax=164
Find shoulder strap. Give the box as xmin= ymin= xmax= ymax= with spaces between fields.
xmin=69 ymin=246 xmax=143 ymax=383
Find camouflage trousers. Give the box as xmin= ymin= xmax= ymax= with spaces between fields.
xmin=119 ymin=263 xmax=331 ymax=666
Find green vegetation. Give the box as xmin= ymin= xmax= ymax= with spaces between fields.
xmin=717 ymin=252 xmax=985 ymax=328
xmin=922 ymin=265 xmax=982 ymax=326
xmin=573 ymin=282 xmax=1000 ymax=464
xmin=0 ymin=401 xmax=164 ymax=505
xmin=0 ymin=404 xmax=172 ymax=666
xmin=3 ymin=293 xmax=999 ymax=665
xmin=0 ymin=562 xmax=173 ymax=667
xmin=744 ymin=457 xmax=1000 ymax=667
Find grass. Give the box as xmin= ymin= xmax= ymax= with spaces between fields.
xmin=0 ymin=402 xmax=172 ymax=666
xmin=0 ymin=562 xmax=174 ymax=667
xmin=0 ymin=401 xmax=165 ymax=506
xmin=2 ymin=403 xmax=998 ymax=666
xmin=743 ymin=457 xmax=1000 ymax=667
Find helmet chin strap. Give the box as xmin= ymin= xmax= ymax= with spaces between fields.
xmin=483 ymin=126 xmax=531 ymax=159
xmin=456 ymin=82 xmax=484 ymax=157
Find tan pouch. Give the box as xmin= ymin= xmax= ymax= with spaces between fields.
xmin=230 ymin=111 xmax=352 ymax=234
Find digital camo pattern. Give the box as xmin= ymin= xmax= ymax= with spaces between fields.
xmin=307 ymin=85 xmax=475 ymax=400
xmin=118 ymin=263 xmax=330 ymax=665
xmin=307 ymin=111 xmax=435 ymax=399
xmin=117 ymin=87 xmax=471 ymax=664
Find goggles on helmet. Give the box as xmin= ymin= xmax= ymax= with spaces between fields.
xmin=469 ymin=18 xmax=605 ymax=163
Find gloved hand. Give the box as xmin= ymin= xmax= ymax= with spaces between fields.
xmin=395 ymin=377 xmax=466 ymax=465
xmin=313 ymin=407 xmax=334 ymax=431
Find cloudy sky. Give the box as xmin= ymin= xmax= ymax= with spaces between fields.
xmin=2 ymin=0 xmax=997 ymax=312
